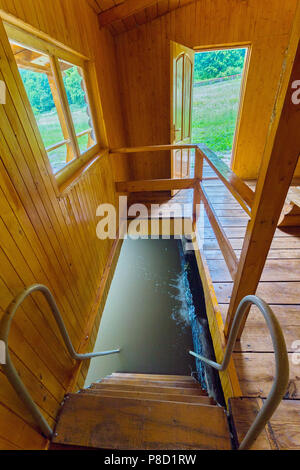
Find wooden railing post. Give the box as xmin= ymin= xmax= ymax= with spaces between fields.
xmin=193 ymin=146 xmax=203 ymax=221
xmin=225 ymin=38 xmax=300 ymax=337
xmin=48 ymin=75 xmax=74 ymax=162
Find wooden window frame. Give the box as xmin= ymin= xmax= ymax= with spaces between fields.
xmin=4 ymin=21 xmax=104 ymax=191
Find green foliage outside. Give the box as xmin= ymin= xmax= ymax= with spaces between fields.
xmin=20 ymin=67 xmax=85 ymax=115
xmin=192 ymin=49 xmax=247 ymax=160
xmin=192 ymin=78 xmax=243 ymax=158
xmin=35 ymin=108 xmax=90 ymax=172
xmin=20 ymin=48 xmax=246 ymax=171
xmin=20 ymin=67 xmax=90 ymax=172
xmin=194 ymin=48 xmax=246 ymax=81
xmin=62 ymin=66 xmax=86 ymax=109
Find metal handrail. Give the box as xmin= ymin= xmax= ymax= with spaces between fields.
xmin=190 ymin=295 xmax=289 ymax=450
xmin=0 ymin=284 xmax=121 ymax=439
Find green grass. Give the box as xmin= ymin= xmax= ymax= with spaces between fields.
xmin=34 ymin=78 xmax=242 ymax=173
xmin=192 ymin=77 xmax=243 ymax=161
xmin=35 ymin=105 xmax=90 ymax=173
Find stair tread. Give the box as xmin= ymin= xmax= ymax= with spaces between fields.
xmin=90 ymin=383 xmax=208 ymax=396
xmin=110 ymin=373 xmax=195 ymax=382
xmin=53 ymin=394 xmax=231 ymax=450
xmin=100 ymin=377 xmax=201 ymax=389
xmin=79 ymin=388 xmax=216 ymax=405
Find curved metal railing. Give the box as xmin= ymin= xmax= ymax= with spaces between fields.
xmin=0 ymin=284 xmax=121 ymax=439
xmin=190 ymin=295 xmax=289 ymax=450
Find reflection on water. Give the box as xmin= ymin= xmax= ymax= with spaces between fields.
xmin=85 ymin=239 xmax=195 ymax=387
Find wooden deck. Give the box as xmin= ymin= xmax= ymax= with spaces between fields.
xmin=131 ymin=161 xmax=300 ymax=449
xmin=201 ymin=173 xmax=300 ymax=449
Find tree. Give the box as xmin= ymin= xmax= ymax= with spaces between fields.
xmin=63 ymin=66 xmax=86 ymax=108
xmin=20 ymin=65 xmax=86 ymax=115
xmin=194 ymin=48 xmax=247 ymax=81
xmin=20 ymin=69 xmax=54 ymax=114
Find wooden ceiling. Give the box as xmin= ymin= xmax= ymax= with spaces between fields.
xmin=87 ymin=0 xmax=195 ymax=35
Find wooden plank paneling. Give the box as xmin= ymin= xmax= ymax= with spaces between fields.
xmin=0 ymin=0 xmax=126 ymax=450
xmin=229 ymin=398 xmax=273 ymax=450
xmin=114 ymin=0 xmax=298 ymax=180
xmin=230 ymin=397 xmax=300 ymax=450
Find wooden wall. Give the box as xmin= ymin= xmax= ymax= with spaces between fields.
xmin=0 ymin=0 xmax=126 ymax=450
xmin=114 ymin=0 xmax=299 ymax=180
xmin=0 ymin=0 xmax=129 ymax=181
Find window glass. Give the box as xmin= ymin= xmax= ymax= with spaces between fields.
xmin=183 ymin=56 xmax=192 ymax=139
xmin=10 ymin=41 xmax=75 ymax=173
xmin=58 ymin=60 xmax=96 ymax=154
xmin=175 ymin=55 xmax=183 ymax=140
xmin=47 ymin=144 xmax=69 ymax=173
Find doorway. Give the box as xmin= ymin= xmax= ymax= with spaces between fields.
xmin=192 ymin=46 xmax=249 ymax=165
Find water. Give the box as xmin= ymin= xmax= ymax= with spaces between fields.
xmin=85 ymin=238 xmax=196 ymax=386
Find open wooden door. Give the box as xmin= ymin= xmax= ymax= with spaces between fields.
xmin=170 ymin=41 xmax=195 ymax=190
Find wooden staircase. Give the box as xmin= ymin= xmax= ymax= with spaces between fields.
xmin=52 ymin=373 xmax=232 ymax=450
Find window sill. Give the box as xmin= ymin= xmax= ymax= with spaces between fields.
xmin=56 ymin=145 xmax=108 ymax=196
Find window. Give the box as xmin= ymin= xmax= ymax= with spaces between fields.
xmin=58 ymin=60 xmax=96 ymax=154
xmin=8 ymin=38 xmax=97 ymax=175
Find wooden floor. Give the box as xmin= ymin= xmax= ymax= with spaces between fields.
xmin=131 ymin=161 xmax=300 ymax=449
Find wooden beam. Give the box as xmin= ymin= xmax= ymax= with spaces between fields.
xmin=15 ymin=59 xmax=51 ymax=75
xmin=225 ymin=35 xmax=300 ymax=336
xmin=116 ymin=177 xmax=196 ymax=192
xmin=98 ymin=0 xmax=158 ymax=26
xmin=110 ymin=144 xmax=197 ymax=153
xmin=193 ymin=147 xmax=203 ymax=221
xmin=192 ymin=224 xmax=242 ymax=402
xmin=50 ymin=56 xmax=80 ymax=160
xmin=48 ymin=75 xmax=74 ymax=162
xmin=278 ymin=201 xmax=300 ymax=227
xmin=199 ymin=183 xmax=238 ymax=280
xmin=46 ymin=139 xmax=71 ymax=153
xmin=86 ymin=0 xmax=102 ymax=14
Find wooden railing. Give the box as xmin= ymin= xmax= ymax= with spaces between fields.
xmin=46 ymin=127 xmax=93 ymax=153
xmin=112 ymin=143 xmax=254 ymax=284
xmin=111 ymin=100 xmax=299 ymax=336
xmin=111 ymin=38 xmax=299 ymax=346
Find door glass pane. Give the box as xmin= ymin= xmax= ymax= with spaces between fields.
xmin=175 ymin=55 xmax=183 ymax=140
xmin=9 ymin=41 xmax=74 ymax=173
xmin=183 ymin=56 xmax=192 ymax=139
xmin=174 ymin=149 xmax=182 ymax=178
xmin=58 ymin=59 xmax=96 ymax=154
xmin=181 ymin=149 xmax=189 ymax=178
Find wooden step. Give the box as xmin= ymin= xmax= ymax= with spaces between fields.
xmin=110 ymin=373 xmax=195 ymax=382
xmin=53 ymin=394 xmax=231 ymax=450
xmin=90 ymin=383 xmax=208 ymax=396
xmin=100 ymin=377 xmax=201 ymax=389
xmin=78 ymin=388 xmax=216 ymax=405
